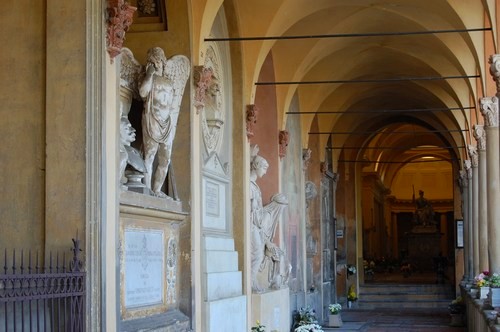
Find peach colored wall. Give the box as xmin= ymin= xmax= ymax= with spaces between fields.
xmin=252 ymin=53 xmax=280 ymax=205
xmin=0 ymin=0 xmax=87 ymax=256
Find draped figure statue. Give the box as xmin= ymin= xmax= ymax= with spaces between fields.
xmin=250 ymin=145 xmax=290 ymax=292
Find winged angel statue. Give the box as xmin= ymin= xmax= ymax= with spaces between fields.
xmin=133 ymin=47 xmax=190 ymax=198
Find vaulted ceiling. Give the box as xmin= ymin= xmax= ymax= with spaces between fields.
xmin=193 ymin=0 xmax=498 ymax=194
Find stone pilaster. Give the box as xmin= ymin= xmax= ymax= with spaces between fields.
xmin=479 ymin=95 xmax=500 ymax=273
xmin=474 ymin=125 xmax=489 ymax=271
xmin=468 ymin=145 xmax=479 ymax=276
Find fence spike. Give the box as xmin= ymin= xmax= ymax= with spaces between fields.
xmin=20 ymin=249 xmax=24 ymax=274
xmin=4 ymin=248 xmax=7 ymax=274
xmin=12 ymin=249 xmax=16 ymax=274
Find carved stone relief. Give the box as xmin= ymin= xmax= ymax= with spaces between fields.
xmin=166 ymin=237 xmax=177 ymax=304
xmin=489 ymin=54 xmax=500 ymax=93
xmin=200 ymin=46 xmax=225 ymax=157
xmin=193 ymin=66 xmax=214 ymax=114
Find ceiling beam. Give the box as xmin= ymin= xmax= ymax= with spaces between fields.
xmin=286 ymin=106 xmax=474 ymax=114
xmin=309 ymin=129 xmax=468 ymax=135
xmin=326 ymin=146 xmax=465 ymax=150
xmin=256 ymin=75 xmax=479 ymax=86
xmin=205 ymin=27 xmax=491 ymax=42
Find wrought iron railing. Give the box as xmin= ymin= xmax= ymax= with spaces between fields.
xmin=0 ymin=237 xmax=85 ymax=331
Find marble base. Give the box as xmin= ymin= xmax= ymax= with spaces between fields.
xmin=205 ymin=295 xmax=247 ymax=332
xmin=120 ymin=310 xmax=190 ymax=332
xmin=121 ymin=190 xmax=183 ymax=213
xmin=251 ymin=288 xmax=290 ymax=332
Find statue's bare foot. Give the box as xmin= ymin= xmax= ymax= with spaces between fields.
xmin=154 ymin=190 xmax=168 ymax=198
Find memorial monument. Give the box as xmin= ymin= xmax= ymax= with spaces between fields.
xmin=250 ymin=145 xmax=291 ymax=332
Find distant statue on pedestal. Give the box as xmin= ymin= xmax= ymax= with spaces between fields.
xmin=250 ymin=145 xmax=290 ymax=292
xmin=412 ymin=189 xmax=435 ymax=227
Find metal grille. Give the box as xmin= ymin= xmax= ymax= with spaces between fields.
xmin=0 ymin=237 xmax=85 ymax=331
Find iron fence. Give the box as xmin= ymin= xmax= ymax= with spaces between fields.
xmin=0 ymin=237 xmax=85 ymax=331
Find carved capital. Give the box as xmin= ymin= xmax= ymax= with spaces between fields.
xmin=473 ymin=125 xmax=486 ymax=151
xmin=464 ymin=160 xmax=472 ymax=179
xmin=490 ymin=54 xmax=500 ymax=94
xmin=458 ymin=170 xmax=468 ymax=192
xmin=467 ymin=145 xmax=478 ymax=168
xmin=320 ymin=161 xmax=329 ymax=175
xmin=278 ymin=130 xmax=290 ymax=159
xmin=106 ymin=0 xmax=136 ymax=62
xmin=246 ymin=105 xmax=259 ymax=139
xmin=302 ymin=148 xmax=312 ymax=170
xmin=479 ymin=96 xmax=499 ymax=128
xmin=193 ymin=66 xmax=213 ymax=114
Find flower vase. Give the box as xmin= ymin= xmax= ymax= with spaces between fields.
xmin=479 ymin=286 xmax=490 ymax=299
xmin=489 ymin=287 xmax=500 ymax=307
xmin=329 ymin=314 xmax=343 ymax=327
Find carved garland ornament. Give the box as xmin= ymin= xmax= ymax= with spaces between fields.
xmin=106 ymin=0 xmax=136 ymax=62
xmin=246 ymin=105 xmax=259 ymax=139
xmin=278 ymin=130 xmax=290 ymax=159
xmin=193 ymin=66 xmax=214 ymax=114
xmin=166 ymin=238 xmax=178 ymax=304
xmin=302 ymin=148 xmax=312 ymax=170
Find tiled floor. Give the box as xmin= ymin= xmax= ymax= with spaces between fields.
xmin=323 ymin=308 xmax=466 ymax=331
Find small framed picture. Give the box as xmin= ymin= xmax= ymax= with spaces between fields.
xmin=456 ymin=220 xmax=464 ymax=248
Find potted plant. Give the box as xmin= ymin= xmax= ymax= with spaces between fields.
xmin=294 ymin=324 xmax=324 ymax=332
xmin=474 ymin=271 xmax=490 ymax=299
xmin=292 ymin=306 xmax=320 ymax=331
xmin=328 ymin=303 xmax=342 ymax=327
xmin=251 ymin=320 xmax=265 ymax=332
xmin=488 ymin=273 xmax=500 ymax=307
xmin=347 ymin=284 xmax=358 ymax=308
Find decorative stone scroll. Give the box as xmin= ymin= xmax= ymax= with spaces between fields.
xmin=473 ymin=125 xmax=486 ymax=151
xmin=246 ymin=105 xmax=259 ymax=139
xmin=278 ymin=130 xmax=290 ymax=159
xmin=468 ymin=145 xmax=478 ymax=168
xmin=480 ymin=96 xmax=499 ymax=128
xmin=106 ymin=0 xmax=136 ymax=62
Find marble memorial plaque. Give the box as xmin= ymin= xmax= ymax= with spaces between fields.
xmin=202 ymin=177 xmax=227 ymax=231
xmin=124 ymin=228 xmax=164 ymax=308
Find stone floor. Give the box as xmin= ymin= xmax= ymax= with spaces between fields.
xmin=323 ymin=308 xmax=466 ymax=331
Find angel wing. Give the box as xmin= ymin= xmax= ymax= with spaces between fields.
xmin=120 ymin=48 xmax=144 ymax=100
xmin=164 ymin=54 xmax=190 ymax=117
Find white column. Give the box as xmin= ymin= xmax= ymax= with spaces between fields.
xmin=474 ymin=125 xmax=489 ymax=272
xmin=479 ymin=95 xmax=500 ymax=273
xmin=468 ymin=145 xmax=479 ymax=276
xmin=465 ymin=161 xmax=474 ymax=280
